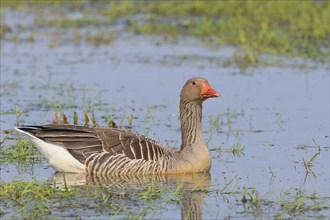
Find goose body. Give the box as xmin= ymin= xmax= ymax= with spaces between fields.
xmin=15 ymin=78 xmax=220 ymax=175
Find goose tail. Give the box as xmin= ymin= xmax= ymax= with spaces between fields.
xmin=15 ymin=126 xmax=86 ymax=173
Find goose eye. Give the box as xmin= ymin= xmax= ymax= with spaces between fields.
xmin=192 ymin=81 xmax=196 ymax=86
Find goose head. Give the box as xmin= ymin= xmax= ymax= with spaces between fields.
xmin=180 ymin=77 xmax=220 ymax=103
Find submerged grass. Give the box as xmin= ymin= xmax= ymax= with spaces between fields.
xmin=302 ymin=139 xmax=323 ymax=181
xmin=0 ymin=173 xmax=328 ymax=219
xmin=217 ymin=178 xmax=329 ymax=219
xmin=0 ymin=180 xmax=124 ymax=219
xmin=0 ymin=181 xmax=53 ymax=218
xmin=210 ymin=142 xmax=245 ymax=158
xmin=0 ymin=138 xmax=42 ymax=163
xmin=275 ymin=187 xmax=329 ymax=219
xmin=137 ymin=179 xmax=162 ymax=201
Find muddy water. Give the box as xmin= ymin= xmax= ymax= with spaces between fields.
xmin=1 ymin=9 xmax=330 ymax=220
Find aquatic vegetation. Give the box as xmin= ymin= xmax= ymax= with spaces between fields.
xmin=85 ymin=32 xmax=117 ymax=46
xmin=104 ymin=114 xmax=118 ymax=128
xmin=0 ymin=180 xmax=124 ymax=219
xmin=39 ymin=97 xmax=73 ymax=111
xmin=143 ymin=105 xmax=154 ymax=126
xmin=219 ymin=175 xmax=239 ymax=194
xmin=130 ymin=0 xmax=329 ymax=58
xmin=1 ymin=0 xmax=328 ymax=61
xmin=217 ymin=181 xmax=329 ymax=219
xmin=0 ymin=22 xmax=11 ymax=37
xmin=137 ymin=179 xmax=162 ymax=201
xmin=14 ymin=105 xmax=24 ymax=126
xmin=210 ymin=141 xmax=245 ymax=159
xmin=0 ymin=181 xmax=53 ymax=219
xmin=275 ymin=188 xmax=329 ymax=219
xmin=206 ymin=115 xmax=221 ymax=145
xmin=0 ymin=138 xmax=42 ymax=163
xmin=230 ymin=142 xmax=245 ymax=157
xmin=302 ymin=139 xmax=322 ymax=180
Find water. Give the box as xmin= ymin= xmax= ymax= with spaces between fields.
xmin=1 ymin=7 xmax=329 ymax=219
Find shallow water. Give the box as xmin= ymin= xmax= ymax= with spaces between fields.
xmin=1 ymin=6 xmax=329 ymax=220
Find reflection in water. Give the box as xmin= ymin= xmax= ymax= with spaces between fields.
xmin=50 ymin=172 xmax=211 ymax=220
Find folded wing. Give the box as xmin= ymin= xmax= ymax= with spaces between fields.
xmin=19 ymin=124 xmax=171 ymax=165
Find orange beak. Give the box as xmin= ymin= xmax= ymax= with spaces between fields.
xmin=201 ymin=82 xmax=220 ymax=99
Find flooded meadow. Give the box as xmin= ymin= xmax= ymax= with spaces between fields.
xmin=1 ymin=2 xmax=329 ymax=219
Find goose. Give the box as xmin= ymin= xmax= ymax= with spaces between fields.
xmin=15 ymin=77 xmax=220 ymax=175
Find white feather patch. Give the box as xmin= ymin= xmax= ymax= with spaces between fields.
xmin=15 ymin=127 xmax=86 ymax=173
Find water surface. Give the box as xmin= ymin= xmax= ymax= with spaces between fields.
xmin=1 ymin=6 xmax=329 ymax=220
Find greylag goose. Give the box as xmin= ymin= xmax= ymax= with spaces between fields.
xmin=15 ymin=77 xmax=220 ymax=175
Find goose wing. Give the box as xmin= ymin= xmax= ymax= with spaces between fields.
xmin=18 ymin=124 xmax=171 ymax=164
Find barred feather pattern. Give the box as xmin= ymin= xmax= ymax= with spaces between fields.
xmin=85 ymin=152 xmax=172 ymax=176
xmin=15 ymin=124 xmax=178 ymax=175
xmin=84 ymin=130 xmax=177 ymax=175
xmin=179 ymin=99 xmax=203 ymax=149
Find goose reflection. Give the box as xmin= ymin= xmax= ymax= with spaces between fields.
xmin=50 ymin=172 xmax=211 ymax=220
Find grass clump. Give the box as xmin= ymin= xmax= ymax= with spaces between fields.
xmin=0 ymin=180 xmax=124 ymax=219
xmin=2 ymin=0 xmax=328 ymax=60
xmin=210 ymin=142 xmax=245 ymax=158
xmin=137 ymin=180 xmax=162 ymax=201
xmin=109 ymin=0 xmax=329 ymax=59
xmin=0 ymin=22 xmax=11 ymax=37
xmin=0 ymin=138 xmax=42 ymax=163
xmin=0 ymin=181 xmax=54 ymax=204
xmin=275 ymin=188 xmax=329 ymax=219
xmin=0 ymin=181 xmax=53 ymax=218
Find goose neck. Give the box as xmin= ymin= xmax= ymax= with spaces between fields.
xmin=179 ymin=99 xmax=204 ymax=149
